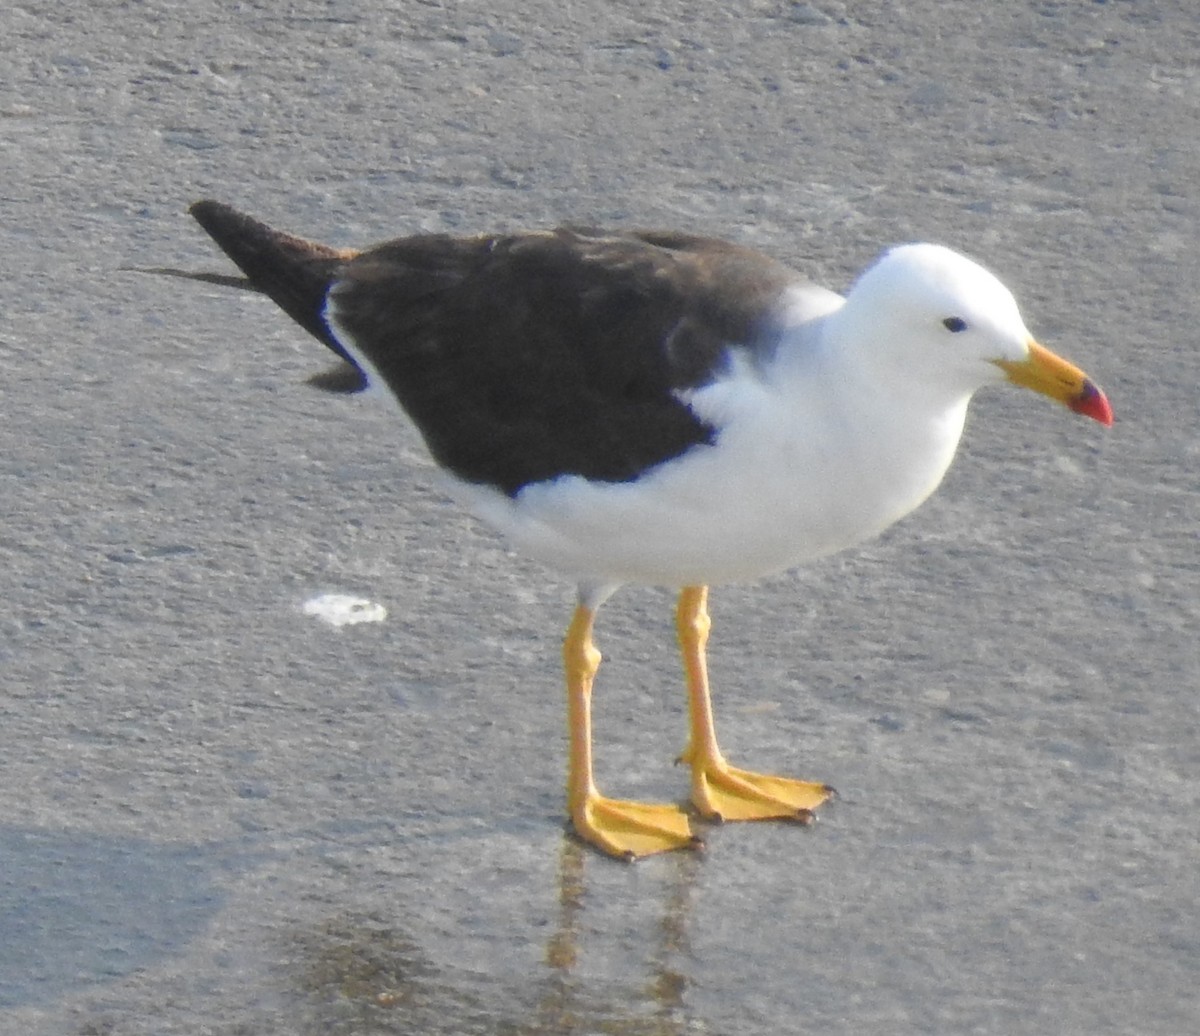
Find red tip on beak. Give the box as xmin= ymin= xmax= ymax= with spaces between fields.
xmin=1070 ymin=380 xmax=1113 ymax=427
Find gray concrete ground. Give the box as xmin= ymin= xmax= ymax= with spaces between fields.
xmin=2 ymin=1 xmax=1198 ymax=1033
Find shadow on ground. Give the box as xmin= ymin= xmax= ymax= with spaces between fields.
xmin=0 ymin=827 xmax=224 ymax=1009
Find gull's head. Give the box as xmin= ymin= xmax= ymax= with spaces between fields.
xmin=838 ymin=243 xmax=1112 ymax=426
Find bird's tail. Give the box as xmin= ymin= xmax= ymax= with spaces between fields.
xmin=186 ymin=199 xmax=354 ymax=359
xmin=132 ymin=201 xmax=369 ymax=392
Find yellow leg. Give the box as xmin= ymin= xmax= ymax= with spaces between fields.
xmin=676 ymin=586 xmax=833 ymax=823
xmin=563 ymin=603 xmax=698 ymax=859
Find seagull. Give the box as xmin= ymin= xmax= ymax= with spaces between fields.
xmin=178 ymin=200 xmax=1112 ymax=859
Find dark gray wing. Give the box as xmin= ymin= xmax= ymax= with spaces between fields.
xmin=328 ymin=227 xmax=807 ymax=494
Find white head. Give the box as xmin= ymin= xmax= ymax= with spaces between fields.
xmin=832 ymin=243 xmax=1111 ymax=424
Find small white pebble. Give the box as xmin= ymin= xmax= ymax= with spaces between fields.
xmin=302 ymin=593 xmax=387 ymax=628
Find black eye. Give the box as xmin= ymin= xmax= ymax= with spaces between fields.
xmin=943 ymin=316 xmax=968 ymax=333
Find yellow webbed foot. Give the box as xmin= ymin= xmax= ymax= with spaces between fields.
xmin=564 ymin=601 xmax=703 ymax=860
xmin=571 ymin=793 xmax=701 ymax=860
xmin=687 ymin=756 xmax=834 ymax=823
xmin=674 ymin=588 xmax=834 ymax=826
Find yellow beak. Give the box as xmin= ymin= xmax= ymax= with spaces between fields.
xmin=994 ymin=341 xmax=1113 ymax=426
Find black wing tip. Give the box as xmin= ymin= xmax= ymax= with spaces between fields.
xmin=188 ymin=198 xmax=237 ymax=220
xmin=187 ymin=199 xmax=267 ymax=243
xmin=184 ymin=198 xmax=358 ymax=365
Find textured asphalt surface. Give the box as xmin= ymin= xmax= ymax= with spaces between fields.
xmin=3 ymin=2 xmax=1199 ymax=1033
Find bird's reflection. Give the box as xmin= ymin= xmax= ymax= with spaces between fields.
xmin=292 ymin=832 xmax=704 ymax=1035
xmin=534 ymin=833 xmax=701 ymax=1033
